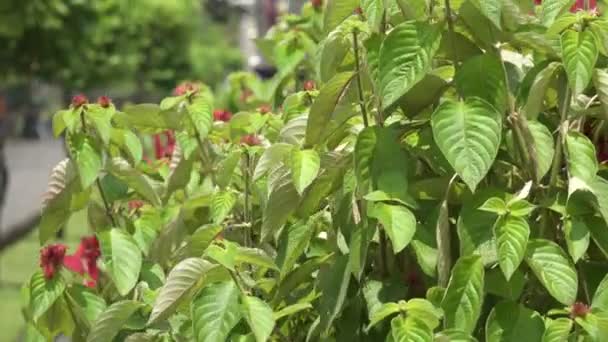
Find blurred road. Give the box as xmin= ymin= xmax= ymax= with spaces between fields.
xmin=1 ymin=138 xmax=65 ymax=233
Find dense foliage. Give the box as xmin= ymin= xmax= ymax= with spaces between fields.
xmin=22 ymin=0 xmax=608 ymax=340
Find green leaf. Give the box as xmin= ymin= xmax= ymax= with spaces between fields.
xmin=564 ymin=216 xmax=590 ymax=263
xmin=455 ymin=53 xmax=507 ymax=113
xmin=435 ymin=329 xmax=477 ymax=341
xmin=109 ymin=158 xmax=161 ymax=206
xmin=98 ymin=229 xmax=143 ymax=296
xmin=361 ymin=0 xmax=384 ymax=31
xmin=254 ymin=143 xmax=293 ymax=181
xmin=148 ymin=258 xmax=217 ymax=325
xmin=368 ymin=303 xmax=401 ymax=330
xmin=495 ymin=215 xmax=530 ymax=280
xmin=485 ymin=301 xmax=545 ymax=342
xmin=290 ymin=149 xmax=321 ymax=195
xmin=479 ymin=197 xmax=508 ymax=215
xmin=276 ymin=221 xmax=315 ymax=279
xmin=119 ymin=104 xmax=181 ymax=132
xmin=403 ymin=298 xmax=443 ymax=330
xmin=211 ymin=191 xmax=236 ymax=224
xmin=86 ymin=107 xmax=113 ymax=146
xmin=390 ymin=315 xmax=433 ymax=342
xmin=368 ymin=202 xmax=417 ymax=253
xmin=470 ymin=0 xmax=502 ymax=28
xmin=523 ymin=63 xmax=561 ymax=119
xmin=324 ymin=0 xmax=358 ymax=33
xmin=261 ymin=167 xmax=300 ymax=242
xmin=165 ymin=149 xmax=194 ymax=201
xmin=431 ymin=98 xmax=503 ymax=192
xmin=87 ymin=300 xmax=141 ymax=342
xmin=441 ymin=255 xmax=485 ymax=334
xmin=241 ymin=295 xmax=275 ymax=342
xmin=187 ymin=92 xmax=214 ymax=139
xmin=174 ymin=225 xmax=223 ymax=260
xmin=304 ymin=72 xmax=354 ymax=147
xmin=191 ymin=281 xmax=242 ymax=342
xmin=29 ymin=271 xmax=65 ymax=321
xmin=318 ymin=255 xmax=351 ymax=334
xmin=379 ymin=21 xmax=441 ymax=110
xmin=525 ymin=239 xmax=578 ymax=305
xmin=355 ymin=127 xmax=376 ymax=191
xmin=235 ymin=246 xmax=278 ymax=270
xmin=592 ymin=273 xmax=608 ymax=310
xmin=528 ymin=121 xmax=556 ymax=181
xmin=565 ymin=131 xmax=598 ymax=186
xmin=273 ymin=303 xmax=313 ymax=320
xmin=485 ymin=268 xmax=526 ymax=301
xmin=541 ymin=0 xmax=575 ymax=27
xmin=67 ymin=285 xmax=107 ymax=326
xmin=74 ymin=135 xmax=102 ymax=189
xmin=541 ymin=318 xmax=573 ymax=342
xmin=593 ymin=68 xmax=608 ymax=121
xmin=561 ymin=29 xmax=598 ymax=95
xmin=110 ymin=129 xmax=143 ymax=164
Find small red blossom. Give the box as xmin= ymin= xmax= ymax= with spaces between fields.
xmin=71 ymin=94 xmax=88 ymax=108
xmin=304 ymin=80 xmax=316 ymax=91
xmin=258 ymin=104 xmax=272 ymax=115
xmin=40 ymin=244 xmax=67 ymax=279
xmin=354 ymin=6 xmax=363 ymax=15
xmin=97 ymin=96 xmax=112 ymax=108
xmin=570 ymin=302 xmax=590 ymax=318
xmin=64 ymin=236 xmax=101 ymax=288
xmin=213 ymin=109 xmax=233 ymax=122
xmin=129 ymin=200 xmax=144 ymax=211
xmin=173 ymin=82 xmax=199 ymax=96
xmin=311 ymin=0 xmax=322 ymax=9
xmin=571 ymin=0 xmax=597 ymax=12
xmin=240 ymin=134 xmax=262 ymax=146
xmin=153 ymin=130 xmax=176 ymax=160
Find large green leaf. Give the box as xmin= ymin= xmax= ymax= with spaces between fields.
xmin=528 ymin=121 xmax=556 ymax=181
xmin=361 ymin=0 xmax=384 ymax=32
xmin=318 ymin=255 xmax=351 ymax=334
xmin=67 ymin=285 xmax=107 ymax=327
xmin=74 ymin=135 xmax=102 ymax=189
xmin=368 ymin=202 xmax=417 ymax=253
xmin=191 ymin=281 xmax=242 ymax=342
xmin=454 ymin=53 xmax=507 ymax=113
xmin=261 ymin=167 xmax=299 ymax=242
xmin=565 ymin=131 xmax=598 ymax=187
xmin=592 ymin=273 xmax=608 ymax=310
xmin=148 ymin=258 xmax=217 ymax=324
xmin=110 ymin=129 xmax=143 ymax=164
xmin=485 ymin=301 xmax=545 ymax=342
xmin=541 ymin=0 xmax=575 ymax=27
xmin=379 ymin=21 xmax=441 ymax=110
xmin=174 ymin=225 xmax=223 ymax=260
xmin=109 ymin=158 xmax=161 ymax=206
xmin=187 ymin=92 xmax=214 ymax=139
xmin=593 ymin=68 xmax=608 ymax=121
xmin=323 ymin=0 xmax=358 ymax=33
xmin=87 ymin=300 xmax=141 ymax=342
xmin=471 ymin=0 xmax=502 ymax=28
xmin=253 ymin=143 xmax=293 ymax=181
xmin=564 ymin=216 xmax=590 ymax=263
xmin=98 ymin=229 xmax=143 ymax=296
xmin=525 ymin=239 xmax=578 ymax=305
xmin=29 ymin=271 xmax=65 ymax=321
xmin=290 ymin=149 xmax=321 ymax=195
xmin=304 ymin=72 xmax=354 ymax=147
xmin=241 ymin=295 xmax=275 ymax=342
xmin=210 ymin=191 xmax=236 ymax=224
xmin=541 ymin=318 xmax=573 ymax=342
xmin=495 ymin=215 xmax=530 ymax=280
xmin=431 ymin=98 xmax=503 ymax=192
xmin=276 ymin=221 xmax=315 ymax=279
xmin=522 ymin=62 xmax=561 ymax=119
xmin=390 ymin=315 xmax=433 ymax=342
xmin=561 ymin=29 xmax=598 ymax=95
xmin=441 ymin=255 xmax=484 ymax=334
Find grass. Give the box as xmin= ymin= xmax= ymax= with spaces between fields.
xmin=0 ymin=210 xmax=88 ymax=341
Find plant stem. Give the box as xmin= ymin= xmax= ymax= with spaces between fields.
xmin=444 ymin=0 xmax=459 ymax=70
xmin=352 ymin=30 xmax=369 ymax=128
xmin=243 ymin=150 xmax=252 ymax=247
xmin=230 ymin=269 xmax=247 ymax=294
xmin=97 ymin=178 xmax=117 ymax=226
xmin=437 ymin=174 xmax=458 ymax=288
xmin=549 ymin=87 xmax=571 ymax=191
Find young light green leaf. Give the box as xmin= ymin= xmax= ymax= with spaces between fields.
xmin=485 ymin=301 xmax=545 ymax=342
xmin=323 ymin=0 xmax=358 ymax=33
xmin=527 ymin=121 xmax=555 ymax=181
xmin=211 ymin=191 xmax=236 ymax=224
xmin=390 ymin=315 xmax=433 ymax=342
xmin=253 ymin=143 xmax=293 ymax=181
xmin=187 ymin=92 xmax=214 ymax=139
xmin=525 ymin=239 xmax=578 ymax=305
xmin=593 ymin=69 xmax=608 ymax=122
xmin=479 ymin=197 xmax=508 ymax=215
xmin=541 ymin=318 xmax=573 ymax=342
xmin=241 ymin=295 xmax=275 ymax=342
xmin=431 ymin=98 xmax=502 ymax=192
xmin=541 ymin=0 xmax=576 ymax=27
xmin=379 ymin=21 xmax=441 ymax=109
xmin=30 ymin=271 xmax=65 ymax=321
xmin=564 ymin=216 xmax=590 ymax=263
xmin=111 ymin=129 xmax=143 ymax=164
xmin=148 ymin=258 xmax=217 ymax=325
xmin=98 ymin=229 xmax=143 ymax=296
xmin=592 ymin=273 xmax=608 ymax=310
xmin=566 ymin=131 xmax=598 ymax=185
xmin=368 ymin=302 xmax=401 ymax=330
xmin=442 ymin=255 xmax=485 ymax=334
xmin=561 ymin=29 xmax=599 ymax=95
xmin=495 ymin=215 xmax=530 ymax=280
xmin=87 ymin=300 xmax=142 ymax=342
xmin=74 ymin=136 xmax=102 ymax=189
xmin=290 ymin=149 xmax=321 ymax=195
xmin=235 ymin=247 xmax=278 ymax=270
xmin=191 ymin=281 xmax=242 ymax=342
xmin=67 ymin=285 xmax=107 ymax=326
xmin=361 ymin=0 xmax=384 ymax=31
xmin=173 ymin=225 xmax=223 ymax=259
xmin=273 ymin=303 xmax=313 ymax=320
xmin=368 ymin=202 xmax=417 ymax=254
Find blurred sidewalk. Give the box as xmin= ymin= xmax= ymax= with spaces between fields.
xmin=1 ymin=138 xmax=65 ymax=233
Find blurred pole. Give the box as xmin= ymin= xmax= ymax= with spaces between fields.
xmin=288 ymin=0 xmax=304 ymax=13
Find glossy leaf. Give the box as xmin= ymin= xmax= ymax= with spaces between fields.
xmin=98 ymin=229 xmax=142 ymax=296
xmin=191 ymin=281 xmax=242 ymax=342
xmin=485 ymin=301 xmax=545 ymax=342
xmin=29 ymin=272 xmax=65 ymax=321
xmin=541 ymin=318 xmax=573 ymax=342
xmin=368 ymin=202 xmax=416 ymax=254
xmin=241 ymin=295 xmax=275 ymax=342
xmin=290 ymin=149 xmax=321 ymax=195
xmin=495 ymin=215 xmax=530 ymax=280
xmin=561 ymin=29 xmax=598 ymax=95
xmin=87 ymin=301 xmax=141 ymax=342
xmin=441 ymin=255 xmax=484 ymax=334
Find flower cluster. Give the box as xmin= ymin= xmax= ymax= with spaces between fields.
xmin=213 ymin=109 xmax=233 ymax=122
xmin=173 ymin=82 xmax=199 ymax=96
xmin=154 ymin=130 xmax=176 ymax=160
xmin=39 ymin=236 xmax=101 ymax=287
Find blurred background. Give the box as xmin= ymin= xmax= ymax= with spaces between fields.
xmin=0 ymin=0 xmax=304 ymax=340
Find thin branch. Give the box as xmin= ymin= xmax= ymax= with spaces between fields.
xmin=352 ymin=30 xmax=369 ymax=128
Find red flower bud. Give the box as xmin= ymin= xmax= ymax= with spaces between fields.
xmin=213 ymin=109 xmax=233 ymax=122
xmin=258 ymin=104 xmax=272 ymax=115
xmin=311 ymin=0 xmax=323 ymax=9
xmin=570 ymin=0 xmax=597 ymax=12
xmin=71 ymin=94 xmax=88 ymax=108
xmin=354 ymin=6 xmax=363 ymax=15
xmin=173 ymin=82 xmax=199 ymax=96
xmin=570 ymin=302 xmax=590 ymax=318
xmin=40 ymin=244 xmax=67 ymax=279
xmin=97 ymin=96 xmax=112 ymax=108
xmin=129 ymin=200 xmax=144 ymax=211
xmin=304 ymin=80 xmax=316 ymax=91
xmin=240 ymin=134 xmax=262 ymax=146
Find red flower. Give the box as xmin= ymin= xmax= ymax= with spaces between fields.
xmin=534 ymin=0 xmax=542 ymax=4
xmin=64 ymin=236 xmax=101 ymax=288
xmin=240 ymin=134 xmax=262 ymax=146
xmin=173 ymin=82 xmax=199 ymax=96
xmin=571 ymin=0 xmax=597 ymax=12
xmin=153 ymin=130 xmax=176 ymax=159
xmin=129 ymin=200 xmax=144 ymax=211
xmin=311 ymin=0 xmax=322 ymax=9
xmin=570 ymin=302 xmax=590 ymax=318
xmin=213 ymin=109 xmax=233 ymax=122
xmin=97 ymin=96 xmax=112 ymax=108
xmin=71 ymin=94 xmax=88 ymax=108
xmin=40 ymin=244 xmax=67 ymax=279
xmin=258 ymin=104 xmax=272 ymax=115
xmin=354 ymin=6 xmax=363 ymax=15
xmin=304 ymin=80 xmax=316 ymax=91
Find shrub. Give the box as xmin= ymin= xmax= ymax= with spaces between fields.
xmin=23 ymin=0 xmax=608 ymax=341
